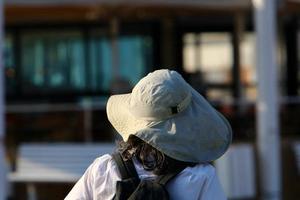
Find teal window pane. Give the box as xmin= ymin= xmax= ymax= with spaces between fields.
xmin=89 ymin=34 xmax=153 ymax=92
xmin=18 ymin=29 xmax=154 ymax=95
xmin=119 ymin=36 xmax=152 ymax=85
xmin=21 ymin=31 xmax=86 ymax=92
xmin=89 ymin=36 xmax=111 ymax=91
xmin=4 ymin=34 xmax=16 ymax=94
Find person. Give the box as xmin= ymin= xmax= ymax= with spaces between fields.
xmin=65 ymin=69 xmax=232 ymax=200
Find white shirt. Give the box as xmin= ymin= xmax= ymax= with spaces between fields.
xmin=65 ymin=154 xmax=227 ymax=200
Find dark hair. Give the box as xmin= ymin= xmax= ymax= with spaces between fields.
xmin=117 ymin=135 xmax=196 ymax=175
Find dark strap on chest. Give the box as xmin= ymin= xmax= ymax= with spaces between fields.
xmin=156 ymin=172 xmax=178 ymax=185
xmin=112 ymin=153 xmax=139 ymax=180
xmin=156 ymin=166 xmax=185 ymax=185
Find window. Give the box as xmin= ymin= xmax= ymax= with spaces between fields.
xmin=89 ymin=31 xmax=153 ymax=92
xmin=4 ymin=34 xmax=16 ymax=95
xmin=5 ymin=27 xmax=154 ymax=99
xmin=183 ymin=32 xmax=233 ymax=101
xmin=240 ymin=33 xmax=257 ymax=101
xmin=183 ymin=32 xmax=257 ymax=102
xmin=21 ymin=31 xmax=86 ymax=93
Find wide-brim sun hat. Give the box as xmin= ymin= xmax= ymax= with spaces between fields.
xmin=107 ymin=69 xmax=232 ymax=163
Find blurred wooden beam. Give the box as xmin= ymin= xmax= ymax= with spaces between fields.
xmin=5 ymin=0 xmax=251 ymax=8
xmin=5 ymin=3 xmax=251 ymax=24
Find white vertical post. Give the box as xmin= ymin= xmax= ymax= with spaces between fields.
xmin=0 ymin=0 xmax=6 ymax=199
xmin=253 ymin=0 xmax=281 ymax=200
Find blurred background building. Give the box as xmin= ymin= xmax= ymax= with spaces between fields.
xmin=1 ymin=0 xmax=300 ymax=199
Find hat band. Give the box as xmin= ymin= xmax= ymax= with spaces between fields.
xmin=129 ymin=93 xmax=192 ymax=120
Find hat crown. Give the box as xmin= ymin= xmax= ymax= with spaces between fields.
xmin=129 ymin=70 xmax=191 ymax=119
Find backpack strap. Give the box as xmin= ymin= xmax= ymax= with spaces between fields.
xmin=156 ymin=166 xmax=185 ymax=185
xmin=112 ymin=153 xmax=139 ymax=180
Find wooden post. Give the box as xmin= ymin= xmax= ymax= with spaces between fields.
xmin=110 ymin=17 xmax=120 ymax=80
xmin=161 ymin=18 xmax=176 ymax=68
xmin=232 ymin=13 xmax=244 ymax=108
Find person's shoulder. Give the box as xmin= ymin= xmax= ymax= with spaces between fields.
xmin=87 ymin=154 xmax=116 ymax=174
xmin=180 ymin=163 xmax=216 ymax=180
xmin=64 ymin=154 xmax=117 ymax=200
xmin=93 ymin=154 xmax=113 ymax=164
xmin=166 ymin=163 xmax=220 ymax=200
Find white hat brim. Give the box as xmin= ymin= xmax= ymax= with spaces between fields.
xmin=106 ymin=93 xmax=155 ymax=141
